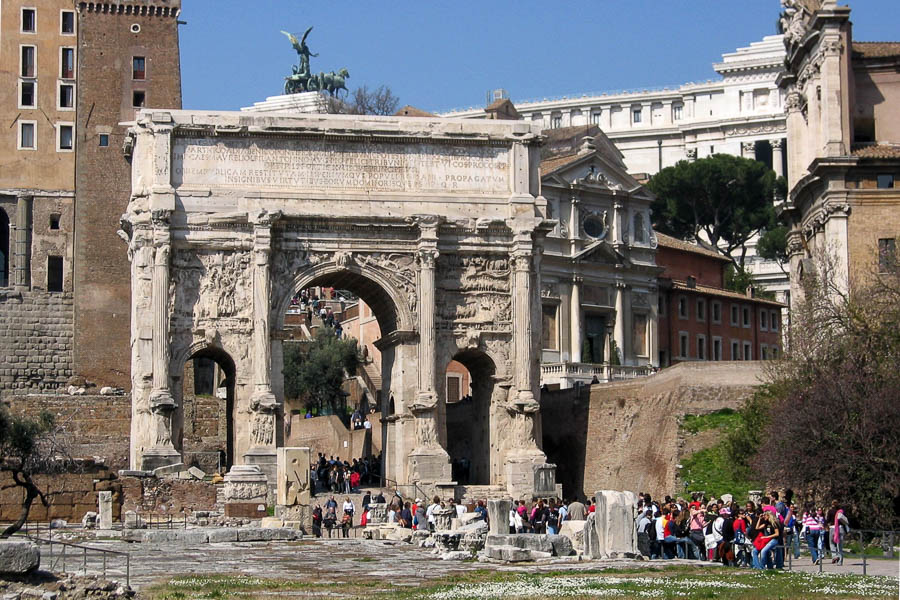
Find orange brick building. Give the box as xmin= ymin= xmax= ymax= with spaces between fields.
xmin=656 ymin=233 xmax=783 ymax=366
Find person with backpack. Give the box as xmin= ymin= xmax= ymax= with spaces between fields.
xmin=637 ymin=509 xmax=653 ymax=557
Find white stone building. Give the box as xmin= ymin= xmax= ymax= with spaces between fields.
xmin=442 ymin=35 xmax=792 ymax=309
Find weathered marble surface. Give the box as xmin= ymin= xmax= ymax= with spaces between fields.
xmin=276 ymin=447 xmax=311 ymax=506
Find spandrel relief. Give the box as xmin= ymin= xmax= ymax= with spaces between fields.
xmin=170 ymin=249 xmax=252 ymax=326
xmin=436 ymin=254 xmax=512 ymax=331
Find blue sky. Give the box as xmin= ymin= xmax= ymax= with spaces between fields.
xmin=180 ymin=1 xmax=899 ymax=113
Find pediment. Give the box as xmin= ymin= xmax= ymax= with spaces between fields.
xmin=543 ymin=153 xmax=642 ymax=194
xmin=572 ymin=239 xmax=630 ymax=267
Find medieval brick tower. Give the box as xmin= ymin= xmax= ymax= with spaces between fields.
xmin=74 ymin=0 xmax=182 ymax=388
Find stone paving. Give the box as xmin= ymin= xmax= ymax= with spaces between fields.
xmin=40 ymin=536 xmax=900 ymax=592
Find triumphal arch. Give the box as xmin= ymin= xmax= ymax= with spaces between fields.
xmin=120 ymin=110 xmax=555 ymax=497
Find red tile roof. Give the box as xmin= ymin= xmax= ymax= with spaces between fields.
xmin=540 ymin=152 xmax=581 ymax=174
xmin=670 ymin=279 xmax=785 ymax=307
xmin=655 ymin=233 xmax=731 ymax=262
xmin=851 ymin=144 xmax=900 ymax=159
xmin=852 ymin=42 xmax=900 ymax=59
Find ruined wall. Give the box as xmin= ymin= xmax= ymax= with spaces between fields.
xmin=3 ymin=394 xmax=131 ymax=470
xmin=0 ymin=291 xmax=74 ymax=392
xmin=541 ymin=361 xmax=764 ymax=501
xmin=0 ymin=461 xmax=120 ymax=523
xmin=119 ymin=477 xmax=218 ymax=515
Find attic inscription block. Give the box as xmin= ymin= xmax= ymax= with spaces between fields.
xmin=172 ymin=138 xmax=510 ymax=194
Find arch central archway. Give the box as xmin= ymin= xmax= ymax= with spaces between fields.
xmin=271 ymin=259 xmax=417 ymax=487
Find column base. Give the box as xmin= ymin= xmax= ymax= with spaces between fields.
xmin=140 ymin=446 xmax=182 ymax=471
xmin=505 ymin=452 xmax=554 ymax=499
xmin=243 ymin=446 xmax=277 ymax=489
xmin=408 ymin=447 xmax=451 ymax=485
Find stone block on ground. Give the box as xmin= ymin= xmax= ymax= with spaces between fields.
xmin=153 ymin=463 xmax=186 ymax=477
xmin=587 ymin=490 xmax=638 ymax=559
xmin=440 ymin=550 xmax=471 ymax=560
xmin=485 ymin=533 xmax=552 ymax=554
xmin=207 ymin=528 xmax=239 ymax=543
xmin=188 ymin=467 xmax=206 ymax=480
xmin=260 ymin=517 xmax=284 ymax=528
xmin=487 ymin=499 xmax=512 ymax=535
xmin=501 ymin=547 xmax=533 ymax=562
xmin=276 ymin=447 xmax=311 ymax=506
xmin=385 ymin=527 xmax=413 ymax=542
xmin=98 ymin=491 xmax=113 ymax=529
xmin=547 ymin=534 xmax=574 ymax=556
xmin=0 ymin=541 xmax=40 ymax=574
xmin=559 ymin=519 xmax=587 ymax=553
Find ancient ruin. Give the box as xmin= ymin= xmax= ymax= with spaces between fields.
xmin=120 ymin=110 xmax=555 ymax=499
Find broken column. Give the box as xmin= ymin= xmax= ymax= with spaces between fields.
xmin=487 ymin=499 xmax=511 ymax=535
xmin=586 ymin=490 xmax=638 ymax=559
xmin=98 ymin=491 xmax=113 ymax=529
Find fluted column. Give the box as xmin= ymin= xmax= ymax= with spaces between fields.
xmin=415 ymin=246 xmax=439 ymax=406
xmin=143 ymin=210 xmax=180 ymax=469
xmin=511 ymin=243 xmax=538 ymax=410
xmin=407 ymin=217 xmax=449 ymax=483
xmin=570 ymin=276 xmax=582 ymax=363
xmin=246 ymin=213 xmax=279 ymax=464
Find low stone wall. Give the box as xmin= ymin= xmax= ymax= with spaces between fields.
xmin=0 ymin=290 xmax=74 ymax=393
xmin=541 ymin=361 xmax=764 ymax=501
xmin=2 ymin=394 xmax=131 ymax=470
xmin=0 ymin=462 xmax=120 ymax=523
xmin=119 ymin=476 xmax=219 ymax=515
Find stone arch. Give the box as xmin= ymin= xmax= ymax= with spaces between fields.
xmin=439 ymin=345 xmax=499 ymax=485
xmin=171 ymin=340 xmax=238 ymax=471
xmin=0 ymin=207 xmax=9 ymax=287
xmin=272 ymin=260 xmax=416 ymax=334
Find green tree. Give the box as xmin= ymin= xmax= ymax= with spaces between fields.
xmin=736 ymin=250 xmax=900 ymax=528
xmin=0 ymin=407 xmax=72 ymax=538
xmin=648 ymin=154 xmax=780 ymax=270
xmin=757 ymin=224 xmax=790 ymax=268
xmin=282 ymin=328 xmax=359 ymax=415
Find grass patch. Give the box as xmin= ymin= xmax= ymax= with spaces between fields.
xmin=415 ymin=569 xmax=899 ymax=600
xmin=681 ymin=408 xmax=738 ymax=434
xmin=680 ymin=442 xmax=762 ymax=500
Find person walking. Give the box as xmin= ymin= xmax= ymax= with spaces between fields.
xmin=801 ymin=504 xmax=824 ymax=564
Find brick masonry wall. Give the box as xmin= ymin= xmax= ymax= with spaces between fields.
xmin=541 ymin=361 xmax=764 ymax=501
xmin=0 ymin=462 xmax=120 ymax=523
xmin=73 ymin=5 xmax=182 ymax=389
xmin=0 ymin=290 xmax=74 ymax=392
xmin=2 ymin=394 xmax=131 ymax=470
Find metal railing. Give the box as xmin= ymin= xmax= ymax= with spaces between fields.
xmin=14 ymin=531 xmax=130 ymax=586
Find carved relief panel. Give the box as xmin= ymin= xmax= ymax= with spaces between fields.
xmin=436 ymin=254 xmax=512 ymax=332
xmin=170 ymin=249 xmax=252 ymax=330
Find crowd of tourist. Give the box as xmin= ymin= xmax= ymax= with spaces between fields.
xmin=310 ymin=452 xmax=381 ymax=495
xmin=290 ymin=289 xmax=344 ymax=337
xmin=635 ymin=491 xmax=852 ymax=568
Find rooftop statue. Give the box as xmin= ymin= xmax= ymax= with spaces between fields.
xmin=281 ymin=27 xmax=349 ymax=97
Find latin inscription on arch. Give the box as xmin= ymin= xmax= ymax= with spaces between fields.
xmin=172 ymin=138 xmax=510 ymax=194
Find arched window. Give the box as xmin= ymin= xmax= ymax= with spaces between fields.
xmin=0 ymin=208 xmax=9 ymax=287
xmin=633 ymin=213 xmax=646 ymax=243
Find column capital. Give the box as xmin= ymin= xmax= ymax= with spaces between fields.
xmin=510 ymin=250 xmax=533 ymax=272
xmin=416 ymin=248 xmax=439 ymax=269
xmin=742 ymin=141 xmax=756 ymax=153
xmin=771 ymin=138 xmax=783 ymax=150
xmin=571 ymin=275 xmax=584 ymax=285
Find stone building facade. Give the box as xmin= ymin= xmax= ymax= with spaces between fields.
xmin=0 ymin=0 xmax=78 ymax=392
xmin=443 ymin=35 xmax=792 ymax=316
xmin=0 ymin=0 xmax=182 ymax=394
xmin=121 ymin=110 xmax=555 ymax=498
xmin=778 ymin=0 xmax=900 ymax=298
